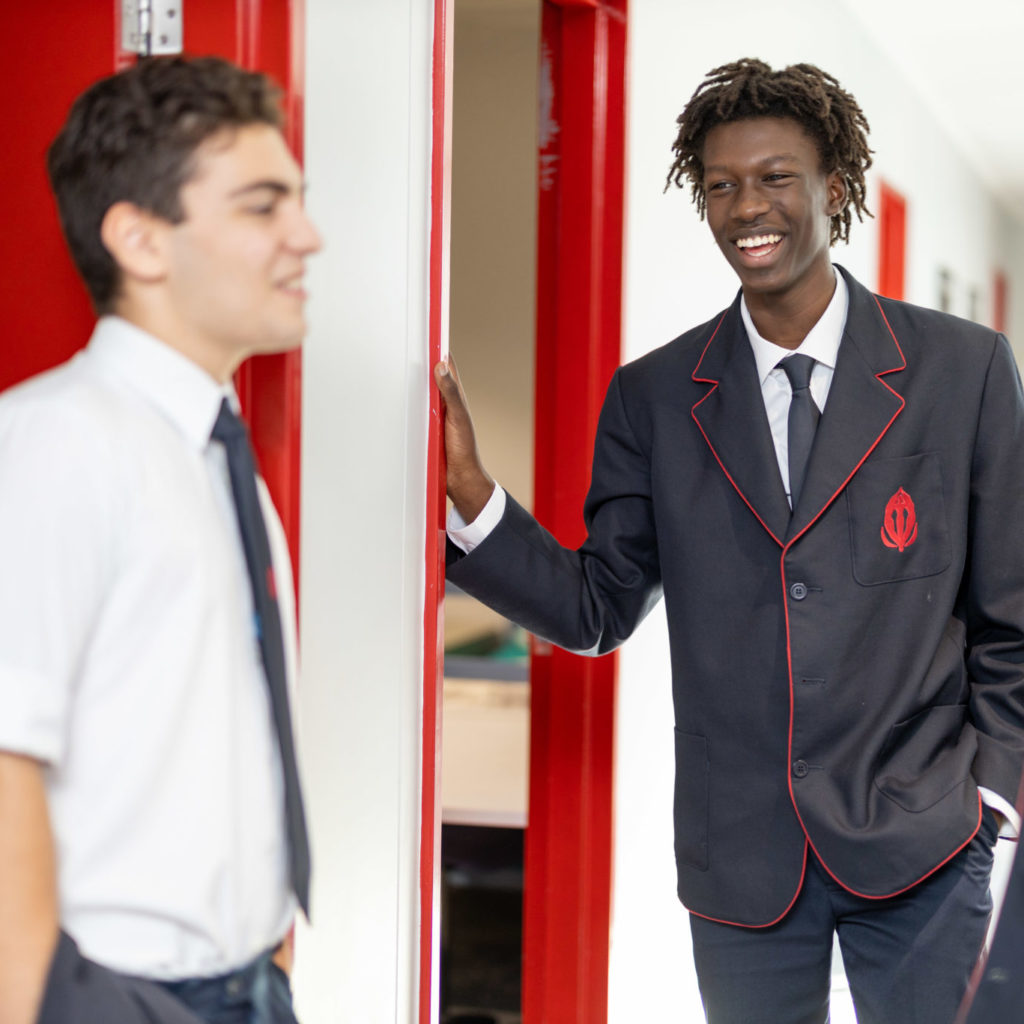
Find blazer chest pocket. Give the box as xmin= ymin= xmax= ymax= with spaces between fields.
xmin=847 ymin=452 xmax=951 ymax=586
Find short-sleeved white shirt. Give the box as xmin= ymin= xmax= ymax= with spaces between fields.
xmin=0 ymin=316 xmax=297 ymax=979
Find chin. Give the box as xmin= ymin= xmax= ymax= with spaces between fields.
xmin=256 ymin=326 xmax=307 ymax=355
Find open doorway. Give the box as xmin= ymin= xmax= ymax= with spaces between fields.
xmin=440 ymin=1 xmax=539 ymax=1021
xmin=436 ymin=2 xmax=626 ymax=1020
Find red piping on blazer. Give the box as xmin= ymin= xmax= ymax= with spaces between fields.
xmin=780 ymin=296 xmax=979 ymax=902
xmin=688 ymin=294 xmax=975 ymax=923
xmin=688 ymin=844 xmax=810 ymax=929
xmin=691 ymin=311 xmax=786 ymax=549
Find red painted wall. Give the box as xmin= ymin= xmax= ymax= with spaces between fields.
xmin=2 ymin=3 xmax=113 ymax=391
xmin=0 ymin=1 xmax=303 ymax=574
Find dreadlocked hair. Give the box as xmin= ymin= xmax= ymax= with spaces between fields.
xmin=665 ymin=59 xmax=873 ymax=245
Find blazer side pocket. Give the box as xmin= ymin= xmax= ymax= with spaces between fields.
xmin=874 ymin=704 xmax=974 ymax=813
xmin=847 ymin=452 xmax=951 ymax=586
xmin=674 ymin=730 xmax=709 ymax=871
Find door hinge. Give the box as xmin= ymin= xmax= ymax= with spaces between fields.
xmin=121 ymin=0 xmax=183 ymax=57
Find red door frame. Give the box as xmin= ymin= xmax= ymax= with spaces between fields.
xmin=877 ymin=180 xmax=907 ymax=302
xmin=423 ymin=2 xmax=625 ymax=1020
xmin=230 ymin=0 xmax=306 ymax=576
xmin=422 ymin=1 xmax=453 ymax=1021
xmin=526 ymin=3 xmax=626 ymax=1020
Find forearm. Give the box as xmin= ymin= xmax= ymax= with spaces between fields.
xmin=0 ymin=752 xmax=59 ymax=1024
xmin=447 ymin=492 xmax=662 ymax=656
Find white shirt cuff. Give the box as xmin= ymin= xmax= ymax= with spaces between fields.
xmin=446 ymin=484 xmax=506 ymax=554
xmin=979 ymin=786 xmax=1021 ymax=838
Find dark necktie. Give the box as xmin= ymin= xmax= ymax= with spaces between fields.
xmin=211 ymin=398 xmax=311 ymax=915
xmin=781 ymin=354 xmax=819 ymax=511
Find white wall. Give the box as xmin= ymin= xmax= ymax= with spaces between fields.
xmin=292 ymin=1 xmax=1024 ymax=1020
xmin=612 ymin=2 xmax=1024 ymax=1020
xmin=295 ymin=1 xmax=433 ymax=1020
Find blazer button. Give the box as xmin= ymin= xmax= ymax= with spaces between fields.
xmin=793 ymin=760 xmax=809 ymax=778
xmin=789 ymin=582 xmax=808 ymax=600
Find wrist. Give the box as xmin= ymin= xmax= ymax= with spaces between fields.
xmin=449 ymin=470 xmax=495 ymax=525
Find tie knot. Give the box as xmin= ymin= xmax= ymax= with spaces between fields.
xmin=210 ymin=398 xmax=247 ymax=445
xmin=781 ymin=354 xmax=815 ymax=392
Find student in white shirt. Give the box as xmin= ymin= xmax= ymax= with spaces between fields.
xmin=0 ymin=55 xmax=321 ymax=1024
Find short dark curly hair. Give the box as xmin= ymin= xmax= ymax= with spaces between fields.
xmin=47 ymin=55 xmax=284 ymax=313
xmin=665 ymin=59 xmax=873 ymax=246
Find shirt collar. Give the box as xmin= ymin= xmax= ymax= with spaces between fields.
xmin=85 ymin=316 xmax=238 ymax=450
xmin=741 ymin=268 xmax=849 ymax=386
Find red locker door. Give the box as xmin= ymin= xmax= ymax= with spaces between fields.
xmin=0 ymin=1 xmax=304 ymax=570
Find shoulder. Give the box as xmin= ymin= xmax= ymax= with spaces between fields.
xmin=0 ymin=355 xmax=137 ymax=485
xmin=1 ymin=354 xmax=114 ymax=431
xmin=616 ymin=308 xmax=731 ymax=397
xmin=873 ymin=294 xmax=999 ymax=351
xmin=866 ymin=294 xmax=1008 ymax=389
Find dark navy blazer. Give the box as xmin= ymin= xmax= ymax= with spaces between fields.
xmin=447 ymin=266 xmax=1024 ymax=927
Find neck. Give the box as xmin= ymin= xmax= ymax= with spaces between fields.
xmin=744 ymin=264 xmax=837 ymax=350
xmin=112 ymin=296 xmax=242 ymax=384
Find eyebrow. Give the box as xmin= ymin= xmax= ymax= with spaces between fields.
xmin=704 ymin=154 xmax=801 ymax=174
xmin=228 ymin=180 xmax=307 ymax=199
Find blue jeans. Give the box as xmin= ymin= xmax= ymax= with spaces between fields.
xmin=689 ymin=809 xmax=997 ymax=1024
xmin=154 ymin=951 xmax=299 ymax=1024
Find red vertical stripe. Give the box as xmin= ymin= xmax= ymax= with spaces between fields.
xmin=993 ymin=271 xmax=1008 ymax=334
xmin=526 ymin=3 xmax=626 ymax=1021
xmin=421 ymin=1 xmax=453 ymax=1022
xmin=877 ymin=181 xmax=907 ymax=301
xmin=224 ymin=0 xmax=305 ymax=601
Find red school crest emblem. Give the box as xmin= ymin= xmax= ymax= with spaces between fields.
xmin=881 ymin=488 xmax=917 ymax=552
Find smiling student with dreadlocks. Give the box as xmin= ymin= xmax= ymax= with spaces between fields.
xmin=435 ymin=59 xmax=1024 ymax=1023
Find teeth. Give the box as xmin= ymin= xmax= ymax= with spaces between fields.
xmin=736 ymin=234 xmax=782 ymax=249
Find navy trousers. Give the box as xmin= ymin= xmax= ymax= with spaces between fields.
xmin=153 ymin=952 xmax=299 ymax=1024
xmin=689 ymin=810 xmax=997 ymax=1024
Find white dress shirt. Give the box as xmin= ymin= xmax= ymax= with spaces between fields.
xmin=0 ymin=317 xmax=297 ymax=979
xmin=741 ymin=269 xmax=846 ymax=507
xmin=448 ymin=269 xmax=1020 ymax=834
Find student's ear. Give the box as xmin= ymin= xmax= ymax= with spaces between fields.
xmin=99 ymin=202 xmax=170 ymax=285
xmin=826 ymin=170 xmax=847 ymax=216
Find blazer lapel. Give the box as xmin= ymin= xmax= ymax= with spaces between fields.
xmin=691 ymin=299 xmax=792 ymax=546
xmin=787 ymin=268 xmax=906 ymax=541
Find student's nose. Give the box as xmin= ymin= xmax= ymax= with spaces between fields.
xmin=732 ymin=181 xmax=771 ymax=222
xmin=290 ymin=207 xmax=324 ymax=255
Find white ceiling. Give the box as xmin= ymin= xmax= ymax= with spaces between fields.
xmin=829 ymin=0 xmax=1024 ymax=222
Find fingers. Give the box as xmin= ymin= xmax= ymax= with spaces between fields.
xmin=434 ymin=356 xmax=463 ymax=407
xmin=433 ymin=355 xmax=494 ymax=519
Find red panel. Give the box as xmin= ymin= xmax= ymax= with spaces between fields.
xmin=1 ymin=2 xmax=304 ymax=592
xmin=421 ymin=2 xmax=453 ymax=1021
xmin=1 ymin=3 xmax=117 ymax=391
xmin=994 ymin=271 xmax=1008 ymax=334
xmin=877 ymin=180 xmax=907 ymax=301
xmin=526 ymin=4 xmax=626 ymax=1022
xmin=217 ymin=0 xmax=306 ymax=587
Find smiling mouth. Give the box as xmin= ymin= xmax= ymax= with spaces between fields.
xmin=734 ymin=233 xmax=783 ymax=259
xmin=276 ymin=275 xmax=307 ymax=297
